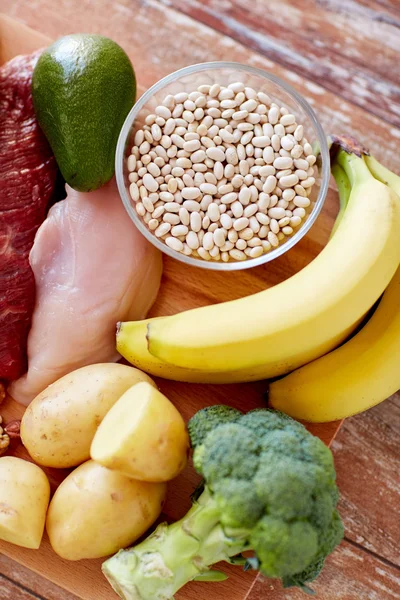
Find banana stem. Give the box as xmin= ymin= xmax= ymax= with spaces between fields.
xmin=336 ymin=148 xmax=372 ymax=186
xmin=330 ymin=163 xmax=351 ymax=238
xmin=365 ymin=155 xmax=400 ymax=196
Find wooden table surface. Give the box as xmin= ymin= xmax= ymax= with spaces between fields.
xmin=0 ymin=0 xmax=399 ymax=598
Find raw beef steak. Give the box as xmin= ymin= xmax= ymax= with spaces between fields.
xmin=0 ymin=51 xmax=58 ymax=381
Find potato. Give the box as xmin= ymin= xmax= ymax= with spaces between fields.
xmin=91 ymin=381 xmax=189 ymax=482
xmin=46 ymin=460 xmax=166 ymax=560
xmin=21 ymin=363 xmax=156 ymax=468
xmin=0 ymin=456 xmax=50 ymax=549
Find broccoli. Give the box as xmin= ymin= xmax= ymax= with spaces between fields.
xmin=102 ymin=406 xmax=344 ymax=600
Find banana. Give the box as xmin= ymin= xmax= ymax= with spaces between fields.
xmin=142 ymin=147 xmax=400 ymax=378
xmin=268 ymin=263 xmax=400 ymax=422
xmin=117 ymin=319 xmax=293 ymax=383
xmin=268 ymin=154 xmax=400 ymax=422
xmin=364 ymin=154 xmax=400 ymax=196
xmin=329 ymin=163 xmax=351 ymax=237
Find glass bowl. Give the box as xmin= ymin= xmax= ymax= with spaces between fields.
xmin=116 ymin=61 xmax=330 ymax=271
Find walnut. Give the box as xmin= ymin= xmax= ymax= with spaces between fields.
xmin=0 ymin=416 xmax=10 ymax=457
xmin=5 ymin=420 xmax=21 ymax=439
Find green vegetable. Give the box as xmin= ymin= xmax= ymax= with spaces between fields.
xmin=32 ymin=34 xmax=136 ymax=192
xmin=102 ymin=406 xmax=343 ymax=599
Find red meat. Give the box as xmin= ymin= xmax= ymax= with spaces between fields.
xmin=0 ymin=51 xmax=58 ymax=381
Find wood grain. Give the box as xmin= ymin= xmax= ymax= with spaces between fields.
xmin=0 ymin=556 xmax=79 ymax=600
xmin=333 ymin=392 xmax=400 ymax=566
xmin=158 ymin=0 xmax=400 ymax=127
xmin=0 ymin=574 xmax=44 ymax=600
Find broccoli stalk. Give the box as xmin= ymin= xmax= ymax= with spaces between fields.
xmin=102 ymin=407 xmax=344 ymax=600
xmin=103 ymin=488 xmax=245 ymax=600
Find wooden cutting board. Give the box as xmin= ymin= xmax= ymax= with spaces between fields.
xmin=0 ymin=14 xmax=342 ymax=600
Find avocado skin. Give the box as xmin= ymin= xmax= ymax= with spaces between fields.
xmin=32 ymin=34 xmax=136 ymax=192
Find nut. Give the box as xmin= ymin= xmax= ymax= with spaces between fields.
xmin=5 ymin=420 xmax=21 ymax=439
xmin=0 ymin=416 xmax=10 ymax=456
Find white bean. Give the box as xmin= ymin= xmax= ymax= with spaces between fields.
xmin=263 ymin=176 xmax=277 ymax=194
xmin=252 ymin=136 xmax=271 ymax=148
xmin=200 ymin=183 xmax=217 ymax=195
xmin=222 ymin=164 xmax=234 ymax=179
xmin=240 ymin=99 xmax=258 ymax=112
xmin=183 ymin=139 xmax=201 ymax=152
xmin=279 ymin=174 xmax=299 ymax=188
xmin=293 ymin=207 xmax=306 ymax=218
xmin=267 ymin=231 xmax=279 ymax=247
xmin=142 ymin=173 xmax=159 ymax=192
xmin=225 ymin=147 xmax=239 ymax=165
xmin=155 ymin=105 xmax=171 ymax=120
xmin=183 ymin=200 xmax=201 ymax=212
xmin=229 ymin=249 xmax=247 ymax=261
xmin=236 ymin=239 xmax=247 ymax=250
xmin=202 ymin=215 xmax=211 ymax=229
xmin=290 ymin=216 xmax=302 ymax=227
xmin=232 ymin=175 xmax=244 ymax=189
xmin=249 ymin=246 xmax=263 ymax=258
xmin=129 ymin=182 xmax=139 ymax=201
xmin=293 ymin=125 xmax=303 ymax=141
xmin=213 ymin=228 xmax=226 ymax=248
xmin=206 ymin=147 xmax=225 ymax=162
xmin=190 ymin=212 xmax=202 ymax=232
xmin=232 ymin=110 xmax=249 ymax=121
xmin=186 ymin=231 xmax=200 ymax=249
xmin=208 ymin=203 xmax=221 ymax=222
xmin=152 ymin=206 xmax=165 ymax=219
xmin=220 ymin=213 xmax=233 ymax=229
xmin=221 ymin=192 xmax=238 ymax=205
xmin=238 ymin=122 xmax=254 ymax=132
xmin=155 ymin=222 xmax=171 ymax=237
xmin=293 ymin=196 xmax=311 ymax=208
xmin=274 ymin=156 xmax=293 ymax=170
xmin=214 ymin=161 xmax=224 ymax=180
xmin=233 ymin=217 xmax=249 ymax=231
xmin=280 ymin=113 xmax=296 ymax=126
xmin=163 ymin=213 xmax=180 ymax=225
xmin=247 ymin=113 xmax=261 ymax=124
xmin=191 ymin=150 xmax=207 ymax=163
xmin=220 ymin=129 xmax=235 ymax=143
xmin=244 ymin=204 xmax=258 ymax=218
xmin=198 ymin=247 xmax=211 ymax=260
xmin=171 ymin=224 xmax=189 ymax=237
xmin=202 ymin=231 xmax=215 ymax=250
xmin=231 ymin=201 xmax=244 ymax=218
xmin=302 ymin=176 xmax=315 ymax=188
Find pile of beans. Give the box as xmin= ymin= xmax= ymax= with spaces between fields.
xmin=127 ymin=81 xmax=317 ymax=262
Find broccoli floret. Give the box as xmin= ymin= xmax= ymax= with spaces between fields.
xmin=196 ymin=423 xmax=260 ymax=481
xmin=188 ymin=404 xmax=241 ymax=449
xmin=103 ymin=407 xmax=344 ymax=600
xmin=254 ymin=458 xmax=315 ymax=521
xmin=283 ymin=509 xmax=344 ymax=590
xmin=212 ymin=478 xmax=264 ymax=529
xmin=251 ymin=516 xmax=319 ymax=578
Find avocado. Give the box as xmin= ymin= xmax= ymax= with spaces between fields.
xmin=32 ymin=34 xmax=136 ymax=192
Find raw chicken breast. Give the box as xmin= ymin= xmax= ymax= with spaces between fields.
xmin=10 ymin=180 xmax=162 ymax=405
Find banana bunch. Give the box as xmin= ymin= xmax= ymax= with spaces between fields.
xmin=269 ymin=150 xmax=400 ymax=421
xmin=117 ymin=142 xmax=400 ymax=417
